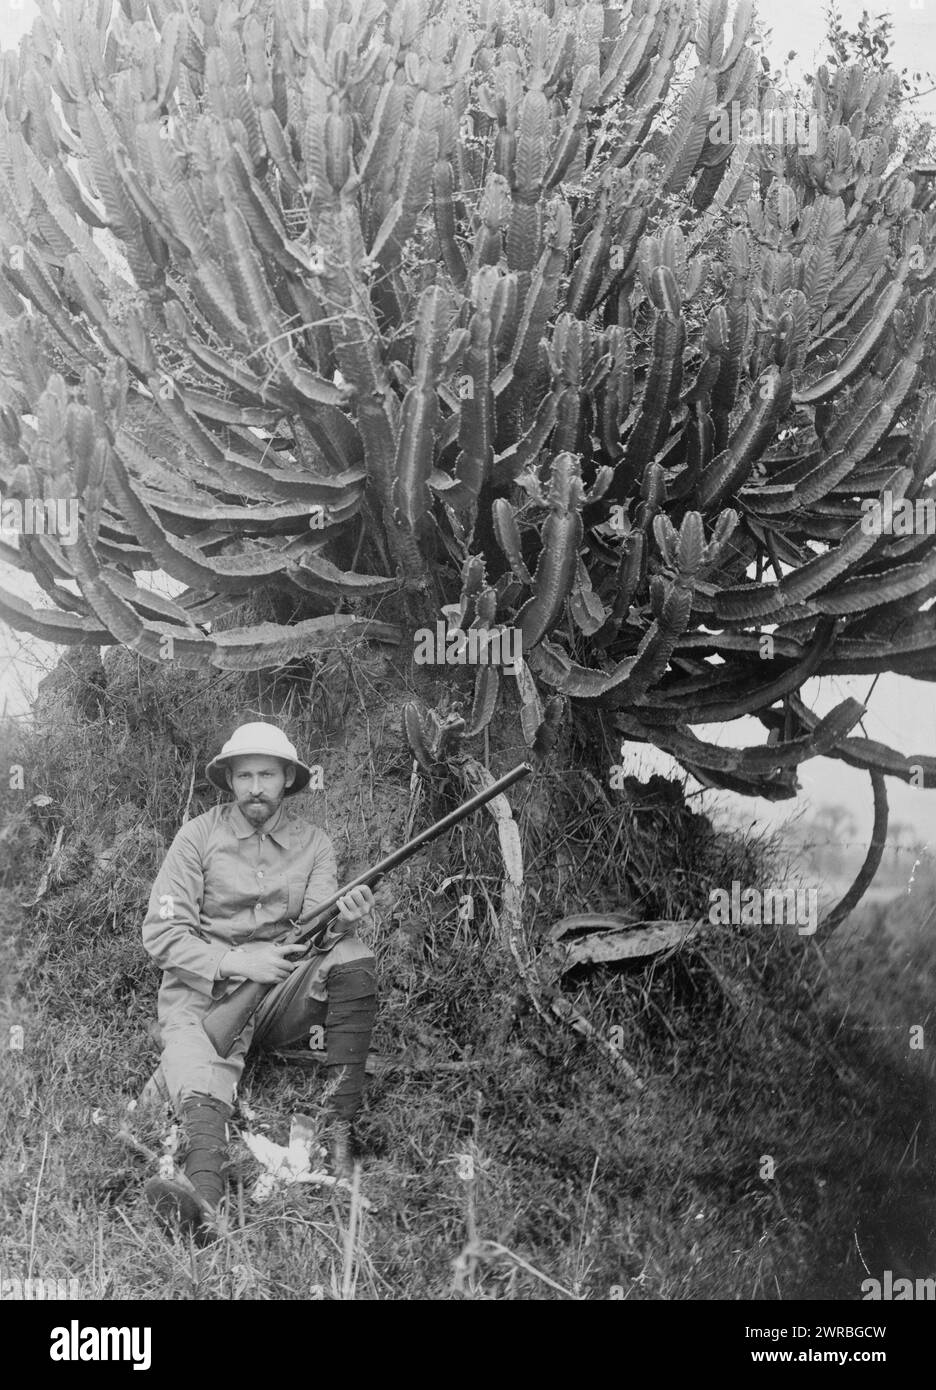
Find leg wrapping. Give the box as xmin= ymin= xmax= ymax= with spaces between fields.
xmin=180 ymin=1094 xmax=230 ymax=1210
xmin=324 ymin=964 xmax=377 ymax=1123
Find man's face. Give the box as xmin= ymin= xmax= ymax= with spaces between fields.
xmin=225 ymin=754 xmax=296 ymax=825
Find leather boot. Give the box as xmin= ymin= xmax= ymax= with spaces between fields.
xmin=326 ymin=1118 xmax=354 ymax=1182
xmin=323 ymin=962 xmax=377 ymax=1178
xmin=145 ymin=1094 xmax=231 ymax=1235
xmin=143 ymin=1172 xmax=208 ymax=1235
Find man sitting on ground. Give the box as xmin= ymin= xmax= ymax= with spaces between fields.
xmin=140 ymin=721 xmax=378 ymax=1232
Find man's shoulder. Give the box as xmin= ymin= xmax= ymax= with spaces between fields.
xmin=172 ymin=804 xmax=228 ymax=843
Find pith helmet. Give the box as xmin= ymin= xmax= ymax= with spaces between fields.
xmin=206 ymin=721 xmax=312 ymax=795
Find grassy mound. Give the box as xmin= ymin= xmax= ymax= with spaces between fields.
xmin=0 ymin=643 xmax=932 ymax=1300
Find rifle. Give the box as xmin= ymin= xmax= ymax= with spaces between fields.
xmin=202 ymin=761 xmax=533 ymax=1058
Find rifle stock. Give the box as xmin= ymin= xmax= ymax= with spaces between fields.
xmin=202 ymin=762 xmax=532 ymax=1058
xmin=203 ymin=979 xmax=271 ymax=1057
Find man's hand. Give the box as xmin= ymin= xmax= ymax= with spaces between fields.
xmin=336 ymin=884 xmax=375 ymax=923
xmin=218 ymin=942 xmax=307 ymax=983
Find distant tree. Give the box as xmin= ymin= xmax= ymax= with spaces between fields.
xmin=813 ymin=802 xmax=858 ymax=845
xmin=823 ymin=3 xmax=936 ymax=163
xmin=807 ymin=802 xmax=858 ymax=877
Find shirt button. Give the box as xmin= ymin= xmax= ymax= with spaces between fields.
xmin=255 ymin=901 xmax=262 ymax=910
xmin=257 ymin=870 xmax=264 ymax=879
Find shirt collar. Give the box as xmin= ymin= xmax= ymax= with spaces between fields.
xmin=228 ymin=798 xmax=293 ymax=846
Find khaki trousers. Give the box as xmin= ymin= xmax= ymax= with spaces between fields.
xmin=153 ymin=933 xmax=376 ymax=1108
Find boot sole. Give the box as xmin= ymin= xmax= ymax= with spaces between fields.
xmin=144 ymin=1175 xmax=207 ymax=1233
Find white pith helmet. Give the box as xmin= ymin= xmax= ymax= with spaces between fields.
xmin=206 ymin=721 xmax=312 ymax=795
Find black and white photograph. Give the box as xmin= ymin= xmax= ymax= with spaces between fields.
xmin=0 ymin=0 xmax=934 ymax=1342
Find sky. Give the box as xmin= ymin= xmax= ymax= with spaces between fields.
xmin=764 ymin=0 xmax=936 ymax=92
xmin=1 ymin=0 xmax=936 ymax=869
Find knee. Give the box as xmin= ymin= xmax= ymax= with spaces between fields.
xmin=326 ymin=960 xmax=377 ymax=1004
xmin=179 ymin=1092 xmax=232 ymax=1142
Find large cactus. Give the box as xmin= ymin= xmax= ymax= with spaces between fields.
xmin=1 ymin=0 xmax=935 ymax=821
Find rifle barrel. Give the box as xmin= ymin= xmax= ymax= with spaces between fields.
xmin=295 ymin=761 xmax=532 ymax=940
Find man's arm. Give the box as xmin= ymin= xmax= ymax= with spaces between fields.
xmin=295 ymin=829 xmax=339 ymax=925
xmin=141 ymin=824 xmax=231 ymax=997
xmin=296 ymin=830 xmax=374 ymax=931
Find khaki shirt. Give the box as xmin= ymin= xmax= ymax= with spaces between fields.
xmin=141 ymin=798 xmax=343 ymax=1001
